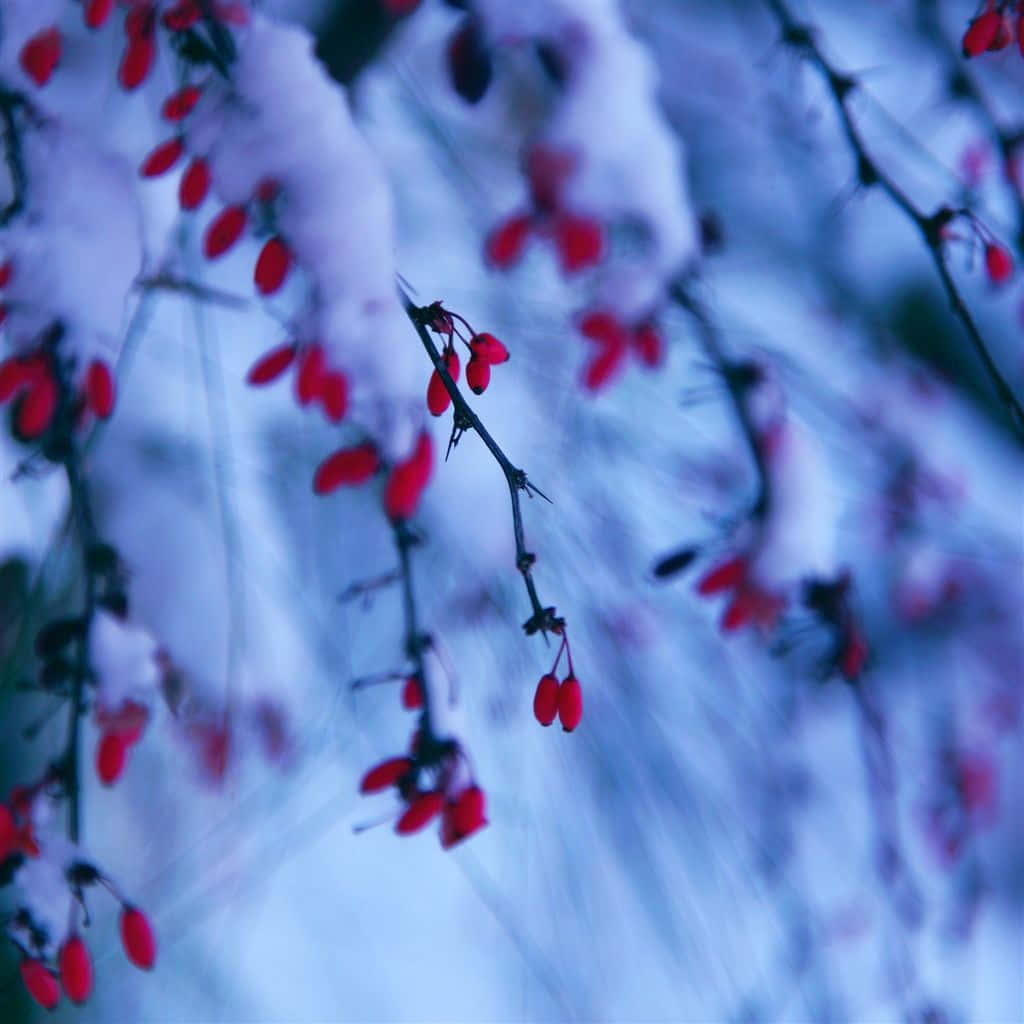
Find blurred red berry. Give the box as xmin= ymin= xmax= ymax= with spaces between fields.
xmin=401 ymin=676 xmax=423 ymax=710
xmin=395 ymin=791 xmax=444 ymax=834
xmin=20 ymin=959 xmax=59 ymax=1011
xmin=533 ymin=673 xmax=559 ymax=726
xmin=552 ymin=213 xmax=604 ymax=274
xmin=313 ymin=443 xmax=380 ymax=494
xmin=254 ymin=236 xmax=292 ymax=295
xmin=120 ymin=906 xmax=157 ymax=970
xmin=319 ymin=370 xmax=349 ymax=422
xmin=696 ymin=557 xmax=747 ymax=596
xmin=85 ymin=360 xmax=115 ymax=419
xmin=20 ymin=28 xmax=61 ymax=87
xmin=179 ymin=158 xmax=211 ymax=211
xmin=384 ymin=431 xmax=433 ymax=520
xmin=58 ymin=935 xmax=92 ymax=1005
xmin=140 ymin=138 xmax=185 ymax=178
xmin=984 ymin=241 xmax=1013 ymax=284
xmin=359 ymin=757 xmax=413 ymax=794
xmin=162 ymin=85 xmax=202 ymax=122
xmin=84 ymin=0 xmax=114 ymax=28
xmin=962 ymin=9 xmax=1002 ymax=56
xmin=17 ymin=373 xmax=57 ymax=439
xmin=246 ymin=344 xmax=295 ymax=386
xmin=119 ymin=36 xmax=155 ymax=90
xmin=485 ymin=215 xmax=533 ymax=269
xmin=295 ymin=344 xmax=325 ymax=406
xmin=204 ymin=205 xmax=248 ymax=260
xmin=96 ymin=731 xmax=129 ymax=785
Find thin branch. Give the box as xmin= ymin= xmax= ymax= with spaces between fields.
xmin=402 ymin=296 xmax=565 ymax=639
xmin=135 ymin=273 xmax=250 ymax=310
xmin=765 ymin=0 xmax=1024 ymax=443
xmin=0 ymin=89 xmax=27 ymax=228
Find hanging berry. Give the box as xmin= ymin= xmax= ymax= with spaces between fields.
xmin=58 ymin=934 xmax=92 ymax=1005
xmin=120 ymin=906 xmax=157 ymax=970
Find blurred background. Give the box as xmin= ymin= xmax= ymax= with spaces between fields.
xmin=0 ymin=0 xmax=1021 ymax=1020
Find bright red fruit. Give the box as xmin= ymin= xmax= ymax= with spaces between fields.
xmin=359 ymin=757 xmax=413 ymax=794
xmin=631 ymin=323 xmax=664 ymax=367
xmin=582 ymin=340 xmax=628 ymax=392
xmin=254 ymin=237 xmax=292 ymax=295
xmin=96 ymin=731 xmax=128 ymax=785
xmin=162 ymin=85 xmax=202 ymax=122
xmin=20 ymin=959 xmax=59 ymax=1010
xmin=319 ymin=370 xmax=348 ymax=422
xmin=721 ymin=592 xmax=755 ymax=632
xmin=313 ymin=443 xmax=380 ymax=494
xmin=485 ymin=215 xmax=533 ymax=269
xmin=696 ymin=557 xmax=747 ymax=595
xmin=246 ymin=344 xmax=295 ymax=386
xmin=179 ymin=158 xmax=211 ymax=211
xmin=84 ymin=0 xmax=114 ymax=28
xmin=84 ymin=360 xmax=115 ymax=419
xmin=119 ymin=36 xmax=155 ymax=90
xmin=466 ymin=355 xmax=490 ymax=395
xmin=450 ymin=785 xmax=487 ymax=837
xmin=140 ymin=138 xmax=185 ymax=178
xmin=401 ymin=676 xmax=423 ymax=710
xmin=203 ymin=206 xmax=248 ymax=259
xmin=384 ymin=431 xmax=433 ymax=520
xmin=470 ymin=332 xmax=509 ymax=364
xmin=962 ymin=9 xmax=1002 ymax=56
xmin=985 ymin=241 xmax=1013 ymax=284
xmin=395 ymin=791 xmax=444 ymax=834
xmin=58 ymin=935 xmax=92 ymax=1005
xmin=295 ymin=344 xmax=325 ymax=406
xmin=20 ymin=28 xmax=61 ymax=87
xmin=533 ymin=673 xmax=559 ymax=726
xmin=0 ymin=358 xmax=27 ymax=403
xmin=557 ymin=675 xmax=582 ymax=732
xmin=427 ymin=348 xmax=459 ymax=416
xmin=120 ymin=906 xmax=157 ymax=970
xmin=17 ymin=373 xmax=57 ymax=438
xmin=552 ymin=213 xmax=604 ymax=274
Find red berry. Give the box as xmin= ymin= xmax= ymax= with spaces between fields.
xmin=119 ymin=35 xmax=155 ymax=90
xmin=319 ymin=370 xmax=349 ymax=422
xmin=466 ymin=354 xmax=490 ymax=395
xmin=0 ymin=357 xmax=27 ymax=403
xmin=295 ymin=344 xmax=325 ymax=406
xmin=581 ymin=340 xmax=628 ymax=392
xmin=631 ymin=323 xmax=664 ymax=367
xmin=427 ymin=348 xmax=459 ymax=416
xmin=20 ymin=959 xmax=59 ymax=1011
xmin=120 ymin=906 xmax=157 ymax=970
xmin=450 ymin=785 xmax=487 ymax=837
xmin=0 ymin=261 xmax=12 ymax=288
xmin=85 ymin=360 xmax=115 ymax=419
xmin=533 ymin=673 xmax=559 ymax=727
xmin=161 ymin=85 xmax=202 ymax=122
xmin=313 ymin=443 xmax=380 ymax=494
xmin=962 ymin=9 xmax=1002 ymax=56
xmin=395 ymin=791 xmax=444 ymax=834
xmin=254 ymin=236 xmax=292 ymax=295
xmin=526 ymin=146 xmax=575 ymax=213
xmin=124 ymin=3 xmax=155 ymax=39
xmin=20 ymin=28 xmax=61 ymax=87
xmin=469 ymin=332 xmax=509 ymax=364
xmin=84 ymin=0 xmax=114 ymax=28
xmin=552 ymin=213 xmax=604 ymax=274
xmin=985 ymin=241 xmax=1013 ymax=284
xmin=96 ymin=731 xmax=128 ymax=785
xmin=987 ymin=15 xmax=1012 ymax=51
xmin=696 ymin=556 xmax=746 ymax=596
xmin=58 ymin=935 xmax=92 ymax=1005
xmin=401 ymin=676 xmax=423 ymax=710
xmin=839 ymin=626 xmax=868 ymax=681
xmin=721 ymin=591 xmax=755 ymax=632
xmin=359 ymin=756 xmax=413 ymax=794
xmin=485 ymin=215 xmax=533 ymax=269
xmin=246 ymin=344 xmax=295 ymax=386
xmin=255 ymin=178 xmax=281 ymax=203
xmin=179 ymin=158 xmax=211 ymax=211
xmin=578 ymin=310 xmax=628 ymax=348
xmin=384 ymin=430 xmax=433 ymax=520
xmin=17 ymin=373 xmax=57 ymax=438
xmin=203 ymin=205 xmax=248 ymax=260
xmin=557 ymin=675 xmax=582 ymax=732
xmin=140 ymin=138 xmax=185 ymax=178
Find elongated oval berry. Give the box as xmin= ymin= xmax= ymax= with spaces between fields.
xmin=254 ymin=236 xmax=291 ymax=295
xmin=721 ymin=591 xmax=755 ymax=632
xmin=179 ymin=158 xmax=211 ymax=211
xmin=384 ymin=431 xmax=433 ymax=520
xmin=17 ymin=373 xmax=57 ymax=438
xmin=120 ymin=906 xmax=156 ymax=970
xmin=450 ymin=785 xmax=487 ymax=837
xmin=295 ymin=344 xmax=325 ymax=406
xmin=395 ymin=791 xmax=444 ymax=834
xmin=485 ymin=215 xmax=532 ymax=269
xmin=962 ymin=10 xmax=1002 ymax=56
xmin=96 ymin=731 xmax=128 ymax=786
xmin=140 ymin=138 xmax=184 ymax=178
xmin=985 ymin=242 xmax=1013 ymax=284
xmin=204 ymin=205 xmax=247 ymax=260
xmin=470 ymin=332 xmax=509 ymax=364
xmin=582 ymin=340 xmax=628 ymax=392
xmin=401 ymin=676 xmax=423 ymax=710
xmin=161 ymin=85 xmax=202 ymax=122
xmin=319 ymin=370 xmax=349 ymax=422
xmin=359 ymin=756 xmax=413 ymax=794
xmin=20 ymin=958 xmax=59 ymax=1010
xmin=119 ymin=35 xmax=155 ymax=90
xmin=557 ymin=674 xmax=582 ymax=732
xmin=20 ymin=28 xmax=61 ymax=87
xmin=533 ymin=673 xmax=558 ymax=727
xmin=696 ymin=556 xmax=746 ymax=595
xmin=58 ymin=935 xmax=92 ymax=1005
xmin=466 ymin=355 xmax=490 ymax=395
xmin=85 ymin=360 xmax=115 ymax=419
xmin=246 ymin=344 xmax=295 ymax=386
xmin=427 ymin=348 xmax=459 ymax=416
xmin=313 ymin=443 xmax=380 ymax=494
xmin=552 ymin=213 xmax=604 ymax=275
xmin=631 ymin=323 xmax=664 ymax=368
xmin=84 ymin=0 xmax=114 ymax=28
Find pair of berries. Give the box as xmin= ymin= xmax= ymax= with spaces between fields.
xmin=20 ymin=906 xmax=156 ymax=1009
xmin=961 ymin=3 xmax=1024 ymax=58
xmin=532 ymin=673 xmax=582 ymax=732
xmin=576 ymin=309 xmax=665 ymax=392
xmin=696 ymin=556 xmax=786 ymax=633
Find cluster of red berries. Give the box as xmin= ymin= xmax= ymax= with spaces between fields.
xmin=246 ymin=338 xmax=349 ymax=422
xmin=695 ymin=555 xmax=786 ymax=633
xmin=961 ymin=1 xmax=1024 ymax=58
xmin=18 ymin=899 xmax=156 ymax=1010
xmin=486 ymin=146 xmax=605 ymax=276
xmin=575 ymin=309 xmax=665 ymax=392
xmin=531 ymin=635 xmax=582 ymax=732
xmin=359 ymin=700 xmax=488 ymax=848
xmin=0 ymin=349 xmax=115 ymax=442
xmin=421 ymin=302 xmax=510 ymax=410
